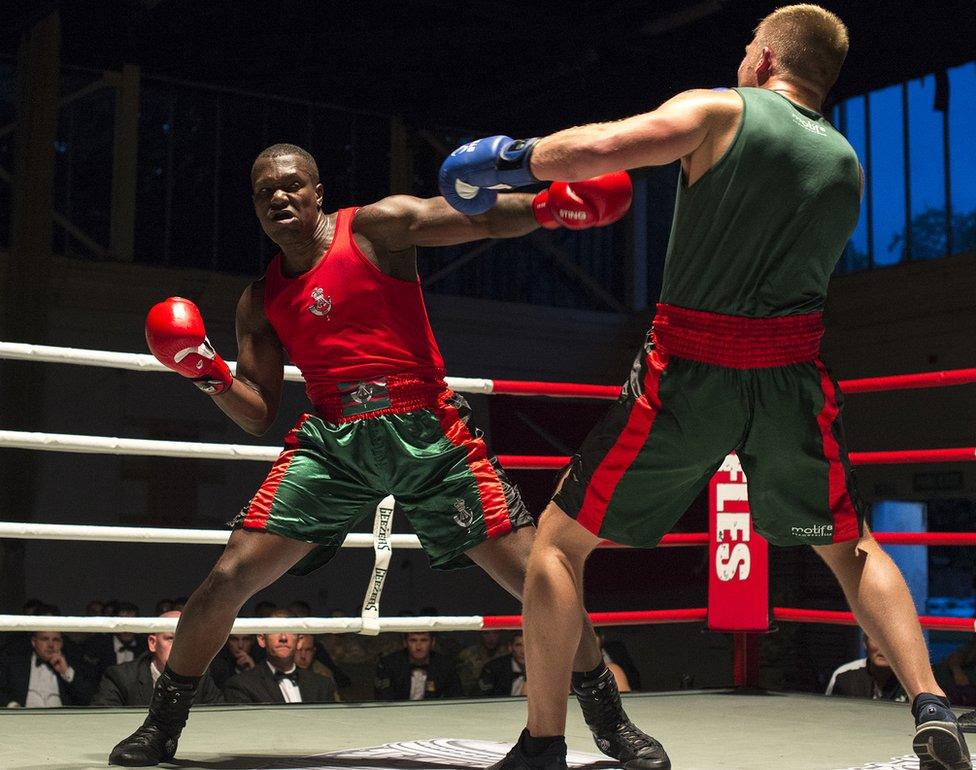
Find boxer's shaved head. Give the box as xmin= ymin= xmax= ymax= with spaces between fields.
xmin=254 ymin=143 xmax=319 ymax=184
xmin=751 ymin=5 xmax=848 ymax=93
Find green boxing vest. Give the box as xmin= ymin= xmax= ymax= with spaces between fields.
xmin=660 ymin=87 xmax=862 ymax=318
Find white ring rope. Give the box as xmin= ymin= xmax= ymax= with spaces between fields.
xmin=0 ymin=430 xmax=280 ymax=461
xmin=0 ymin=614 xmax=486 ymax=635
xmin=0 ymin=342 xmax=494 ymax=394
xmin=0 ymin=521 xmax=424 ymax=548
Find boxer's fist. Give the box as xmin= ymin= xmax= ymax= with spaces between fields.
xmin=438 ymin=136 xmax=539 ymax=215
xmin=532 ymin=171 xmax=633 ymax=230
xmin=146 ymin=297 xmax=232 ymax=395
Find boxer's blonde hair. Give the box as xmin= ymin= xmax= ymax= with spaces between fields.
xmin=754 ymin=4 xmax=849 ymax=91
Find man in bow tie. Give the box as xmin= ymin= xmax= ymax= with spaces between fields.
xmin=82 ymin=602 xmax=148 ymax=682
xmin=222 ymin=610 xmax=336 ymax=705
xmin=0 ymin=630 xmax=96 ymax=707
xmin=375 ymin=631 xmax=462 ymax=701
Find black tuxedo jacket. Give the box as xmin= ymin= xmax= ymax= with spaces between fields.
xmin=477 ymin=653 xmax=524 ymax=697
xmin=222 ymin=663 xmax=337 ymax=704
xmin=374 ymin=649 xmax=462 ymax=701
xmin=0 ymin=651 xmax=96 ymax=707
xmin=90 ymin=652 xmax=224 ymax=707
xmin=82 ymin=634 xmax=147 ymax=680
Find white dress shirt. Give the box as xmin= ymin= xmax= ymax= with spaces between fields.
xmin=25 ymin=653 xmax=73 ymax=708
xmin=510 ymin=659 xmax=526 ymax=697
xmin=268 ymin=661 xmax=301 ymax=703
xmin=114 ymin=636 xmax=136 ymax=665
xmin=409 ymin=667 xmax=428 ymax=701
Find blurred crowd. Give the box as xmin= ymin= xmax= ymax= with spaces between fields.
xmin=0 ymin=597 xmax=638 ymax=708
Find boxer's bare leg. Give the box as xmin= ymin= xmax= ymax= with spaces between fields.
xmin=467 ymin=524 xmax=603 ymax=673
xmin=166 ymin=528 xmax=316 ymax=676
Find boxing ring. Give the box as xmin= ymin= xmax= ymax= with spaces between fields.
xmin=1 ymin=341 xmax=975 ymax=770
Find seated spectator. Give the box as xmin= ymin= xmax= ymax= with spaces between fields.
xmin=171 ymin=596 xmax=188 ymax=612
xmin=1 ymin=630 xmax=95 ymax=707
xmin=825 ymin=633 xmax=907 ymax=702
xmin=254 ymin=600 xmax=277 ymax=618
xmin=477 ymin=632 xmax=527 ymax=697
xmin=155 ymin=599 xmax=174 ymax=615
xmin=90 ymin=611 xmax=222 ymax=707
xmin=86 ymin=599 xmax=105 ymax=616
xmin=375 ymin=632 xmax=461 ymax=701
xmin=456 ymin=630 xmax=506 ymax=695
xmin=83 ymin=602 xmax=146 ymax=680
xmin=295 ymin=635 xmax=340 ymax=700
xmin=322 ymin=609 xmax=371 ymax=665
xmin=210 ymin=633 xmax=259 ymax=688
xmin=223 ymin=611 xmax=336 ymax=704
xmin=288 ymin=600 xmax=312 ymax=617
xmin=597 ymin=630 xmax=633 ymax=693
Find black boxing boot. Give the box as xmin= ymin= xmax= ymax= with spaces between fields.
xmin=573 ymin=664 xmax=671 ymax=770
xmin=109 ymin=666 xmax=198 ymax=766
xmin=488 ymin=729 xmax=568 ymax=770
xmin=912 ymin=693 xmax=972 ymax=770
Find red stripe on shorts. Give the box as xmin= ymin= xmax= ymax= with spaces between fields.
xmin=576 ymin=350 xmax=669 ymax=535
xmin=433 ymin=395 xmax=512 ymax=539
xmin=814 ymin=361 xmax=860 ymax=542
xmin=242 ymin=414 xmax=310 ymax=531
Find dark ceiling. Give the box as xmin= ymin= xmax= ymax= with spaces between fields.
xmin=4 ymin=0 xmax=976 ymax=132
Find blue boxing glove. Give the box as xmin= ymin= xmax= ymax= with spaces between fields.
xmin=438 ymin=135 xmax=540 ymax=215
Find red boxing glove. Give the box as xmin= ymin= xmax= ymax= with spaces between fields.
xmin=145 ymin=297 xmax=233 ymax=395
xmin=532 ymin=171 xmax=633 ymax=230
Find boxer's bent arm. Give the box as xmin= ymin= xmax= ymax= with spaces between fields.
xmin=212 ymin=281 xmax=284 ymax=436
xmin=354 ymin=194 xmax=538 ymax=251
xmin=530 ymin=89 xmax=733 ymax=181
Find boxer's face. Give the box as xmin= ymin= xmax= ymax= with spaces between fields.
xmin=251 ymin=155 xmax=323 ymax=244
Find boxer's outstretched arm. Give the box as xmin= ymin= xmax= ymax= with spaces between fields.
xmin=212 ymin=280 xmax=284 ymax=436
xmin=354 ymin=193 xmax=538 ymax=251
xmin=530 ymin=89 xmax=735 ymax=181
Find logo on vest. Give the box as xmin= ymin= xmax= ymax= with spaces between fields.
xmin=453 ymin=498 xmax=474 ymax=528
xmin=791 ymin=523 xmax=833 ymax=538
xmin=791 ymin=110 xmax=827 ymax=136
xmin=307 ymin=287 xmax=332 ymax=317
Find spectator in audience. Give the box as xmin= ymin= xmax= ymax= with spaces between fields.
xmin=83 ymin=602 xmax=146 ymax=680
xmin=171 ymin=597 xmax=188 ymax=612
xmin=155 ymin=599 xmax=174 ymax=615
xmin=419 ymin=606 xmax=462 ymax=658
xmin=598 ymin=630 xmax=634 ymax=692
xmin=1 ymin=600 xmax=53 ymax=657
xmin=288 ymin=600 xmax=312 ymax=617
xmin=1 ymin=630 xmax=96 ymax=707
xmin=456 ymin=630 xmax=507 ymax=695
xmin=477 ymin=632 xmax=528 ymax=697
xmin=321 ymin=609 xmax=371 ymax=665
xmin=295 ymin=634 xmax=340 ymax=699
xmin=254 ymin=600 xmax=277 ymax=618
xmin=375 ymin=631 xmax=462 ymax=701
xmin=826 ymin=633 xmax=907 ymax=702
xmin=223 ymin=611 xmax=336 ymax=704
xmin=210 ymin=633 xmax=259 ymax=688
xmin=86 ymin=600 xmax=106 ymax=616
xmin=91 ymin=612 xmax=223 ymax=707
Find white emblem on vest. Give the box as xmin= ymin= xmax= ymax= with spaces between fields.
xmin=307 ymin=287 xmax=332 ymax=317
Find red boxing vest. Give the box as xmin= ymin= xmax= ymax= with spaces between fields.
xmin=262 ymin=207 xmax=447 ymax=411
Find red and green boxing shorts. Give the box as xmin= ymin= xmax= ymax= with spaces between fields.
xmin=233 ymin=376 xmax=531 ymax=575
xmin=554 ymin=304 xmax=865 ymax=547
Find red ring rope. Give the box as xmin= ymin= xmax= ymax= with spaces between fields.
xmin=482 ymin=608 xmax=708 ymax=630
xmin=773 ymin=607 xmax=975 ymax=633
xmin=488 ymin=368 xmax=976 ymax=401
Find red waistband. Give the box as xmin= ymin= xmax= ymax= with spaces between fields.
xmin=651 ymin=303 xmax=824 ymax=368
xmin=313 ymin=375 xmax=447 ymax=423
